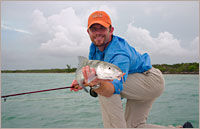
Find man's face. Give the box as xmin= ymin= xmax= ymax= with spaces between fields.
xmin=87 ymin=24 xmax=113 ymax=47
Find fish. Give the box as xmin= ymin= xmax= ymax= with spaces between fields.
xmin=75 ymin=56 xmax=124 ymax=93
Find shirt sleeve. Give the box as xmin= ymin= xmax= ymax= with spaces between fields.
xmin=110 ymin=54 xmax=130 ymax=94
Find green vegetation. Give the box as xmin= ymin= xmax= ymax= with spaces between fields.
xmin=153 ymin=62 xmax=199 ymax=74
xmin=1 ymin=63 xmax=199 ymax=74
xmin=1 ymin=64 xmax=77 ymax=73
xmin=1 ymin=68 xmax=77 ymax=73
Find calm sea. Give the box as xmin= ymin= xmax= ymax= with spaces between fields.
xmin=1 ymin=73 xmax=199 ymax=128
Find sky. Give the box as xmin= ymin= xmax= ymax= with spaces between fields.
xmin=1 ymin=1 xmax=199 ymax=70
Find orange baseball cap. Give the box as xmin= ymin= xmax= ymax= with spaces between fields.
xmin=88 ymin=11 xmax=112 ymax=29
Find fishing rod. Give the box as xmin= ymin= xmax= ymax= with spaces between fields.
xmin=1 ymin=86 xmax=73 ymax=102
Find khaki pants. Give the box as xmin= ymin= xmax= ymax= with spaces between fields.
xmin=98 ymin=67 xmax=169 ymax=128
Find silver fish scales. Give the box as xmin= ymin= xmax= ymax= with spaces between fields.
xmin=75 ymin=56 xmax=123 ymax=93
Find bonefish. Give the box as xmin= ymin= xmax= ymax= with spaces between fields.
xmin=75 ymin=56 xmax=124 ymax=92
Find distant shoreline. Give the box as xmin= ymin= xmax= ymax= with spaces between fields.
xmin=1 ymin=71 xmax=199 ymax=74
xmin=162 ymin=72 xmax=199 ymax=74
xmin=1 ymin=72 xmax=198 ymax=74
xmin=1 ymin=62 xmax=199 ymax=74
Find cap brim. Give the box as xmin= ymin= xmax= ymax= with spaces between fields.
xmin=88 ymin=21 xmax=110 ymax=29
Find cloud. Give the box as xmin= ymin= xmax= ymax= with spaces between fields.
xmin=126 ymin=23 xmax=198 ymax=64
xmin=143 ymin=6 xmax=164 ymax=16
xmin=31 ymin=6 xmax=118 ymax=58
xmin=1 ymin=23 xmax=32 ymax=35
xmin=187 ymin=36 xmax=199 ymax=61
xmin=31 ymin=7 xmax=91 ymax=57
xmin=29 ymin=5 xmax=198 ymax=64
xmin=188 ymin=36 xmax=199 ymax=51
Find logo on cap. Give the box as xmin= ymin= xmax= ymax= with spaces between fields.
xmin=92 ymin=13 xmax=103 ymax=18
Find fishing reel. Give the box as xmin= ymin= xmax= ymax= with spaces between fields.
xmin=89 ymin=88 xmax=98 ymax=97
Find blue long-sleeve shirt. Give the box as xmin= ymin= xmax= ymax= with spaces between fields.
xmin=89 ymin=35 xmax=152 ymax=94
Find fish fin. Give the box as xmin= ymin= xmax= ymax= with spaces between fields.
xmin=80 ymin=83 xmax=89 ymax=93
xmin=79 ymin=79 xmax=89 ymax=93
xmin=82 ymin=86 xmax=89 ymax=93
xmin=88 ymin=75 xmax=97 ymax=83
xmin=77 ymin=56 xmax=89 ymax=72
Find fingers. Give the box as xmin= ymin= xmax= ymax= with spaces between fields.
xmin=82 ymin=66 xmax=99 ymax=86
xmin=70 ymin=80 xmax=78 ymax=91
xmin=74 ymin=86 xmax=82 ymax=91
xmin=88 ymin=68 xmax=97 ymax=83
xmin=71 ymin=80 xmax=78 ymax=85
xmin=70 ymin=85 xmax=82 ymax=92
xmin=72 ymin=86 xmax=83 ymax=92
xmin=91 ymin=68 xmax=96 ymax=75
xmin=82 ymin=66 xmax=96 ymax=83
xmin=70 ymin=80 xmax=82 ymax=92
xmin=82 ymin=66 xmax=91 ymax=83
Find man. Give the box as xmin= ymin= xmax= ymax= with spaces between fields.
xmin=70 ymin=11 xmax=192 ymax=128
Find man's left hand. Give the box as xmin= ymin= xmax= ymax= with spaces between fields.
xmin=82 ymin=66 xmax=99 ymax=87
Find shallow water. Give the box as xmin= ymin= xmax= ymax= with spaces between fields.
xmin=1 ymin=73 xmax=199 ymax=128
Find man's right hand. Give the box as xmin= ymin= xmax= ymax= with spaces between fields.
xmin=70 ymin=80 xmax=83 ymax=92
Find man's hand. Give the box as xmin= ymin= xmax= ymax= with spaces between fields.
xmin=82 ymin=66 xmax=99 ymax=87
xmin=70 ymin=80 xmax=83 ymax=92
xmin=81 ymin=65 xmax=115 ymax=97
